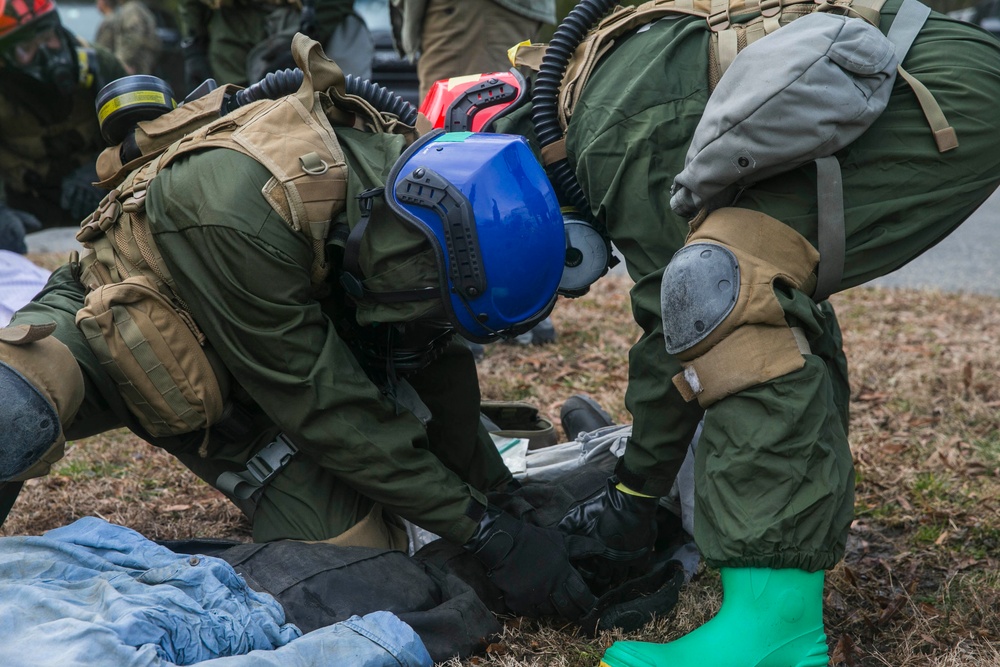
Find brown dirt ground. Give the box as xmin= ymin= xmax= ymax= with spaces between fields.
xmin=4 ymin=267 xmax=999 ymax=666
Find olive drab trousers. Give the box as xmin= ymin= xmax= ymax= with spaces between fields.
xmin=501 ymin=0 xmax=1000 ymax=570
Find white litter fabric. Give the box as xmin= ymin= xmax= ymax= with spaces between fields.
xmin=0 ymin=250 xmax=50 ymax=326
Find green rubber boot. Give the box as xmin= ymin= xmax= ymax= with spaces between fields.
xmin=599 ymin=568 xmax=828 ymax=667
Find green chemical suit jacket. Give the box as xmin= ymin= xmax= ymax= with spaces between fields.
xmin=498 ymin=0 xmax=1000 ymax=570
xmin=12 ymin=127 xmax=511 ymax=546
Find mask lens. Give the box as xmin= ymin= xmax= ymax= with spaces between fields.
xmin=11 ymin=28 xmax=59 ymax=65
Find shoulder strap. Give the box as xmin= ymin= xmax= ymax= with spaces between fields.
xmin=886 ymin=0 xmax=957 ymax=152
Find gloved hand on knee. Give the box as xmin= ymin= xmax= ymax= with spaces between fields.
xmin=60 ymin=163 xmax=104 ymax=222
xmin=557 ymin=477 xmax=660 ymax=595
xmin=0 ymin=204 xmax=42 ymax=254
xmin=464 ymin=504 xmax=598 ymax=621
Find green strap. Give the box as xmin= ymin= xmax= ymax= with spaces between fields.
xmin=812 ymin=156 xmax=845 ymax=303
xmin=887 ymin=0 xmax=958 ymax=152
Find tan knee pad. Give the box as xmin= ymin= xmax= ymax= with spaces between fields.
xmin=662 ymin=208 xmax=819 ymax=408
xmin=0 ymin=323 xmax=86 ymax=479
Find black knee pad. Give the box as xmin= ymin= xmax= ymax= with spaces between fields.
xmin=0 ymin=361 xmax=60 ymax=481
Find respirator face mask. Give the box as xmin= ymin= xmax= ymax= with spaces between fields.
xmin=4 ymin=24 xmax=77 ymax=95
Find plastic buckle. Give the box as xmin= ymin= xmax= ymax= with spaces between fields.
xmin=707 ymin=10 xmax=731 ymax=31
xmin=760 ymin=0 xmax=783 ymax=17
xmin=245 ymin=433 xmax=299 ymax=486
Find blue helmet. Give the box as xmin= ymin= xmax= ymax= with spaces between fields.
xmin=381 ymin=130 xmax=565 ymax=343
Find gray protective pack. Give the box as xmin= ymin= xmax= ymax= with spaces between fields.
xmin=670 ymin=11 xmax=898 ymax=218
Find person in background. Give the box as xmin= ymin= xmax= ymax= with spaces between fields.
xmin=392 ymin=0 xmax=556 ymax=103
xmin=95 ymin=0 xmax=161 ymax=75
xmin=0 ymin=0 xmax=126 ymax=252
xmin=179 ymin=0 xmax=371 ymax=93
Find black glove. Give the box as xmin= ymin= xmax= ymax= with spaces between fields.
xmin=464 ymin=505 xmax=598 ymax=621
xmin=557 ymin=477 xmax=660 ymax=595
xmin=59 ymin=163 xmax=103 ymax=222
xmin=0 ymin=204 xmax=42 ymax=254
xmin=182 ymin=37 xmax=214 ymax=93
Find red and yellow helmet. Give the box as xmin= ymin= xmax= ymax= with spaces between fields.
xmin=0 ymin=0 xmax=58 ymax=54
xmin=418 ymin=69 xmax=527 ymax=133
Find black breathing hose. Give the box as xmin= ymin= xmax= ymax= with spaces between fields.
xmin=228 ymin=68 xmax=419 ymax=126
xmin=531 ymin=0 xmax=618 ymax=221
xmin=345 ymin=74 xmax=419 ymax=126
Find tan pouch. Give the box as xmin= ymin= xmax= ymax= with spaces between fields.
xmin=75 ymin=275 xmax=227 ymax=437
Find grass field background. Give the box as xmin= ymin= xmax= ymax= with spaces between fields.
xmin=4 ymin=261 xmax=999 ymax=666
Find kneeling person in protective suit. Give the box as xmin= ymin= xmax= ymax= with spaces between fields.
xmin=0 ymin=0 xmax=126 ymax=248
xmin=487 ymin=0 xmax=1000 ymax=664
xmin=0 ymin=35 xmax=596 ymax=623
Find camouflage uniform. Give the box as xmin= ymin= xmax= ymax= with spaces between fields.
xmin=394 ymin=0 xmax=556 ymax=100
xmin=95 ymin=0 xmax=162 ymax=76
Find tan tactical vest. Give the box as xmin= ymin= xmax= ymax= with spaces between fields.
xmin=82 ymin=33 xmax=415 ymax=296
xmin=73 ymin=34 xmax=415 ymax=440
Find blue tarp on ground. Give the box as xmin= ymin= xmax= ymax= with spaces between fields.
xmin=0 ymin=517 xmax=432 ymax=667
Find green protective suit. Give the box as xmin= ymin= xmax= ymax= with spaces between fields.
xmin=0 ymin=31 xmax=125 ymax=225
xmin=11 ymin=128 xmax=512 ymax=545
xmin=498 ymin=0 xmax=1000 ymax=570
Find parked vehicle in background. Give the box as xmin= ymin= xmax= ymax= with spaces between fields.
xmin=949 ymin=0 xmax=1000 ymax=36
xmin=972 ymin=0 xmax=1000 ymax=36
xmin=354 ymin=0 xmax=420 ymax=106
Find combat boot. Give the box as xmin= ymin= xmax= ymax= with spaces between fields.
xmin=599 ymin=568 xmax=828 ymax=667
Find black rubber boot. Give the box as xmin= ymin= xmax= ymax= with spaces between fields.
xmin=560 ymin=394 xmax=615 ymax=439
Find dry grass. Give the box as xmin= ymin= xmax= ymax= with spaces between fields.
xmin=4 ymin=266 xmax=1000 ymax=666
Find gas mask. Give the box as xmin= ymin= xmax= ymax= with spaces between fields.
xmin=337 ymin=315 xmax=456 ymax=382
xmin=5 ymin=25 xmax=78 ymax=95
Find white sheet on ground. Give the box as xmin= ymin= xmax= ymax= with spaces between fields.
xmin=0 ymin=249 xmax=50 ymax=326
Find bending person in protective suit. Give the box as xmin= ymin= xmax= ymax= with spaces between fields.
xmin=486 ymin=0 xmax=1000 ymax=664
xmin=0 ymin=0 xmax=126 ymax=248
xmin=0 ymin=35 xmax=597 ymax=624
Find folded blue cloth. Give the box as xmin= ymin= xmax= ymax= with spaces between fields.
xmin=0 ymin=517 xmax=431 ymax=667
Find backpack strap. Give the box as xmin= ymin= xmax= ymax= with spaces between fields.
xmin=885 ymin=0 xmax=957 ymax=152
xmin=812 ymin=155 xmax=845 ymax=302
xmin=810 ymin=0 xmax=956 ymax=301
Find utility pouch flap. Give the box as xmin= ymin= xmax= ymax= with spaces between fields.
xmin=75 ymin=275 xmax=227 ymax=437
xmin=670 ymin=12 xmax=898 ymax=217
xmin=95 ymin=85 xmax=242 ymax=187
